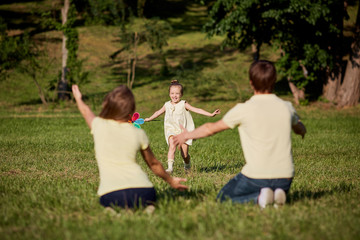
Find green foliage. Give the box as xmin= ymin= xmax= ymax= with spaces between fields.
xmin=204 ymin=0 xmax=275 ymax=50
xmin=118 ymin=18 xmax=171 ymax=52
xmin=64 ymin=4 xmax=89 ymax=87
xmin=79 ymin=0 xmax=139 ymax=26
xmin=116 ymin=17 xmax=172 ymax=85
xmin=0 ymin=18 xmax=33 ymax=80
xmin=204 ymin=0 xmax=346 ymax=98
xmin=86 ymin=0 xmax=125 ymax=25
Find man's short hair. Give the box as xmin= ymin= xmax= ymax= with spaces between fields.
xmin=249 ymin=60 xmax=277 ymax=93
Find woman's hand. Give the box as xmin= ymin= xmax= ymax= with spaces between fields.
xmin=72 ymin=85 xmax=82 ymax=101
xmin=169 ymin=177 xmax=188 ymax=191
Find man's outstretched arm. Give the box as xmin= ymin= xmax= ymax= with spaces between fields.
xmin=173 ymin=120 xmax=230 ymax=146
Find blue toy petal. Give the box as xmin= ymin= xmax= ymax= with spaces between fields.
xmin=135 ymin=118 xmax=144 ymax=125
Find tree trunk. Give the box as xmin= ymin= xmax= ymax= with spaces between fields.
xmin=288 ymin=78 xmax=305 ymax=105
xmin=323 ymin=69 xmax=342 ymax=102
xmin=251 ymin=42 xmax=260 ymax=61
xmin=129 ymin=32 xmax=138 ymax=89
xmin=32 ymin=74 xmax=47 ymax=105
xmin=337 ymin=4 xmax=360 ymax=108
xmin=58 ymin=0 xmax=70 ymax=100
xmin=137 ymin=0 xmax=147 ymax=17
xmin=323 ymin=1 xmax=346 ymax=103
xmin=127 ymin=57 xmax=131 ymax=87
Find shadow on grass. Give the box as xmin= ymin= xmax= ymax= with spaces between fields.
xmin=108 ymin=43 xmax=238 ymax=88
xmin=144 ymin=0 xmax=208 ymax=35
xmin=199 ymin=163 xmax=243 ymax=173
xmin=156 ymin=188 xmax=206 ymax=201
xmin=288 ymin=182 xmax=355 ymax=203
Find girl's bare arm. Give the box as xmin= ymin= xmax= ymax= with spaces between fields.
xmin=72 ymin=85 xmax=95 ymax=129
xmin=185 ymin=102 xmax=220 ymax=117
xmin=140 ymin=146 xmax=188 ymax=190
xmin=145 ymin=105 xmax=166 ymax=121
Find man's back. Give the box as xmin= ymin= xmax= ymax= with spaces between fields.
xmin=222 ymin=94 xmax=298 ymax=179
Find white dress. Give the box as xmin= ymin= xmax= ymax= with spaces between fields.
xmin=164 ymin=100 xmax=195 ymax=145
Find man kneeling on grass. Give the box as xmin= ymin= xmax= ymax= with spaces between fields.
xmin=174 ymin=60 xmax=306 ymax=208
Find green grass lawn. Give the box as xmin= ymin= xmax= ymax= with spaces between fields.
xmin=1 ymin=104 xmax=359 ymax=240
xmin=1 ymin=1 xmax=360 ymax=239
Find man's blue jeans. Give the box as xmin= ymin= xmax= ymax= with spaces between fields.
xmin=217 ymin=173 xmax=293 ymax=204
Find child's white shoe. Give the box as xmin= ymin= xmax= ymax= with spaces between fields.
xmin=274 ymin=188 xmax=286 ymax=208
xmin=166 ymin=159 xmax=174 ymax=174
xmin=258 ymin=188 xmax=274 ymax=209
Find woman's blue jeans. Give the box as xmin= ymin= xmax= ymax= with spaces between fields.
xmin=217 ymin=173 xmax=293 ymax=204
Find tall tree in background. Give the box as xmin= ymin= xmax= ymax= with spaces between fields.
xmin=204 ymin=0 xmax=359 ymax=107
xmin=0 ymin=18 xmax=49 ymax=105
xmin=58 ymin=0 xmax=70 ymax=100
xmin=56 ymin=0 xmax=86 ymax=100
xmin=112 ymin=18 xmax=171 ymax=89
xmin=337 ymin=3 xmax=360 ymax=108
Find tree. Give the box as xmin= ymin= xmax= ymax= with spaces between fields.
xmin=0 ymin=18 xmax=52 ymax=105
xmin=336 ymin=2 xmax=360 ymax=108
xmin=204 ymin=0 xmax=359 ymax=107
xmin=0 ymin=18 xmax=31 ymax=80
xmin=58 ymin=0 xmax=71 ymax=100
xmin=112 ymin=18 xmax=171 ymax=89
xmin=42 ymin=0 xmax=87 ymax=100
xmin=18 ymin=41 xmax=50 ymax=105
xmin=75 ymin=0 xmax=147 ymax=25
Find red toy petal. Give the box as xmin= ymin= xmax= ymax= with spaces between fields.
xmin=132 ymin=112 xmax=140 ymax=122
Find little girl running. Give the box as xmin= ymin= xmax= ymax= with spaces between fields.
xmin=145 ymin=80 xmax=220 ymax=173
xmin=72 ymin=84 xmax=187 ymax=210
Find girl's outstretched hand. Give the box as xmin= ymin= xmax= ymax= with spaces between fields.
xmin=212 ymin=109 xmax=221 ymax=117
xmin=72 ymin=85 xmax=82 ymax=101
xmin=169 ymin=177 xmax=188 ymax=191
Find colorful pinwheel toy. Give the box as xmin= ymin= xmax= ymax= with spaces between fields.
xmin=129 ymin=112 xmax=144 ymax=129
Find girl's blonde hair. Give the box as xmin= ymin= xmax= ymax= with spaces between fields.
xmin=99 ymin=85 xmax=135 ymax=121
xmin=169 ymin=79 xmax=183 ymax=95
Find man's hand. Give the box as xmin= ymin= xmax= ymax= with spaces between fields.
xmin=173 ymin=125 xmax=188 ymax=146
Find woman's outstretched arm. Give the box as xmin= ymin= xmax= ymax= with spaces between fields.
xmin=141 ymin=146 xmax=188 ymax=191
xmin=72 ymin=85 xmax=95 ymax=129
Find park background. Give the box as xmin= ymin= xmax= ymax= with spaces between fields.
xmin=0 ymin=0 xmax=359 ymax=239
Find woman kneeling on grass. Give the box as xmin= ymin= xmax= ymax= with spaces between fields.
xmin=72 ymin=85 xmax=188 ymax=210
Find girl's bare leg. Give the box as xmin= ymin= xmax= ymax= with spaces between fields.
xmin=166 ymin=136 xmax=176 ymax=173
xmin=180 ymin=144 xmax=191 ymax=171
xmin=168 ymin=136 xmax=176 ymax=160
xmin=180 ymin=144 xmax=189 ymax=163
